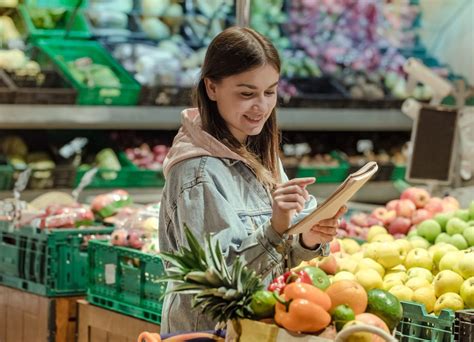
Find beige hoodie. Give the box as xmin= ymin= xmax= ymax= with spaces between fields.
xmin=163 ymin=108 xmax=248 ymax=178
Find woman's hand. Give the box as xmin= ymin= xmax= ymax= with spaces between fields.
xmin=271 ymin=177 xmax=316 ymax=235
xmin=301 ymin=205 xmax=347 ymax=249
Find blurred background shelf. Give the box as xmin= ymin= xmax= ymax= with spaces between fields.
xmin=0 ymin=105 xmax=412 ymax=131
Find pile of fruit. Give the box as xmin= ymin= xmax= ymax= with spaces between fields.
xmin=161 ymin=227 xmax=404 ymax=340
xmin=311 ymin=219 xmax=474 ymax=316
xmin=339 ymin=187 xmax=471 ymax=241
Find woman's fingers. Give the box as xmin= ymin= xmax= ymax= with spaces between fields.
xmin=317 ymin=218 xmax=339 ymax=228
xmin=276 ymin=177 xmax=316 ymax=188
xmin=311 ymin=225 xmax=338 ymax=236
xmin=272 ymin=185 xmax=308 ymax=200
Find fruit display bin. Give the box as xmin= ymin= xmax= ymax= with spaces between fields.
xmin=454 ymin=310 xmax=474 ymax=342
xmin=395 ymin=301 xmax=455 ymax=342
xmin=35 ymin=39 xmax=141 ymax=105
xmin=74 ymin=152 xmax=165 ymax=189
xmin=296 ymin=151 xmax=349 ymax=183
xmin=18 ymin=3 xmax=91 ymax=40
xmin=87 ymin=239 xmax=166 ymax=324
xmin=0 ymin=222 xmax=113 ymax=296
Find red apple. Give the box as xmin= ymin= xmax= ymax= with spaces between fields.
xmin=442 ymin=196 xmax=460 ymax=212
xmin=346 ymin=222 xmax=360 ymax=237
xmin=388 ymin=217 xmax=412 ymax=235
xmin=337 ymin=229 xmax=348 ymax=238
xmin=330 ymin=239 xmax=341 ymax=253
xmin=412 ymin=209 xmax=433 ymax=225
xmin=386 ymin=199 xmax=400 ymax=211
xmin=317 ymin=255 xmax=337 ymax=275
xmin=401 ymin=187 xmax=431 ymax=208
xmin=350 ymin=213 xmax=369 ymax=227
xmin=367 ymin=216 xmax=383 ymax=227
xmin=371 ymin=207 xmax=397 ymax=226
xmin=425 ymin=197 xmax=444 ymax=214
xmin=396 ymin=199 xmax=417 ymax=218
xmin=111 ymin=228 xmax=128 ymax=246
xmin=127 ymin=229 xmax=145 ymax=249
xmin=339 ymin=218 xmax=347 ymax=230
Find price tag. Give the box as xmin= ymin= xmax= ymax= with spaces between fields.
xmin=105 ymin=264 xmax=117 ymax=285
xmin=72 ymin=167 xmax=98 ymax=201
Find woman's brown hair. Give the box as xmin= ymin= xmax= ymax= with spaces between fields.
xmin=193 ymin=26 xmax=281 ymax=188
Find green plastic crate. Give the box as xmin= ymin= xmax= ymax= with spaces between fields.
xmin=35 ymin=39 xmax=141 ymax=105
xmin=19 ymin=4 xmax=91 ymax=40
xmin=0 ymin=224 xmax=113 ymax=296
xmin=395 ymin=301 xmax=455 ymax=342
xmin=87 ymin=240 xmax=165 ymax=324
xmin=25 ymin=0 xmax=88 ymax=7
xmin=391 ymin=164 xmax=407 ymax=181
xmin=296 ymin=152 xmax=349 ymax=183
xmin=0 ymin=164 xmax=14 ymax=190
xmin=75 ymin=152 xmax=165 ymax=188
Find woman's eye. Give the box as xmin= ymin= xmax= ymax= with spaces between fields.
xmin=241 ymin=92 xmax=253 ymax=97
xmin=265 ymin=91 xmax=275 ymax=96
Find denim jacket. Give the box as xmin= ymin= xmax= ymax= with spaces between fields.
xmin=159 ymin=155 xmax=330 ymax=333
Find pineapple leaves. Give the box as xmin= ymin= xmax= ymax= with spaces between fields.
xmin=161 ymin=225 xmax=264 ymax=323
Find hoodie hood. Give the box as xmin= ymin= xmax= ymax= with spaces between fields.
xmin=163 ymin=108 xmax=247 ymax=178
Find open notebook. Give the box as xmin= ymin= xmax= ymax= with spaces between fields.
xmin=287 ymin=161 xmax=379 ymax=235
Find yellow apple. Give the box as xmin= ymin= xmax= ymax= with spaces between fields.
xmin=337 ymin=257 xmax=359 ymax=274
xmin=333 ymin=271 xmax=356 ymax=282
xmin=407 ymin=267 xmax=434 ymax=283
xmin=434 ymin=270 xmax=464 ymax=297
xmin=434 ymin=293 xmax=464 ymax=315
xmin=341 ymin=238 xmax=362 ymax=255
xmin=356 ymin=258 xmax=385 ymax=278
xmin=457 ymin=252 xmax=474 ymax=279
xmin=389 ymin=284 xmax=414 ymax=301
xmin=413 ymin=286 xmax=436 ymax=313
xmin=460 ymin=277 xmax=474 ymax=309
xmin=432 ymin=243 xmax=458 ymax=268
xmin=371 ymin=234 xmax=395 ymax=243
xmin=394 ymin=239 xmax=413 ymax=261
xmin=438 ymin=251 xmax=463 ymax=272
xmin=384 ymin=272 xmax=408 ymax=284
xmin=355 ymin=269 xmax=383 ymax=292
xmin=367 ymin=225 xmax=388 ymax=242
xmin=405 ymin=277 xmax=431 ymax=291
xmin=404 ymin=248 xmax=433 ymax=270
xmin=383 ymin=278 xmax=404 ymax=291
xmin=351 ymin=251 xmax=365 ymax=261
xmin=373 ymin=243 xmax=402 ymax=269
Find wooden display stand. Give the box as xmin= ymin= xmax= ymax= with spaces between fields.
xmin=77 ymin=300 xmax=160 ymax=342
xmin=0 ymin=285 xmax=81 ymax=342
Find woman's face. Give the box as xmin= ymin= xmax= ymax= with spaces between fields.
xmin=204 ymin=64 xmax=279 ymax=143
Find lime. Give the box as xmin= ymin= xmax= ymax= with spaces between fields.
xmin=331 ymin=304 xmax=355 ymax=332
xmin=250 ymin=290 xmax=277 ymax=319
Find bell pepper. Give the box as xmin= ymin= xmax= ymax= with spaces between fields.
xmin=267 ymin=270 xmax=312 ymax=294
xmin=274 ymin=282 xmax=332 ymax=333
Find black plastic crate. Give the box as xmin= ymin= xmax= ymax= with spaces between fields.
xmin=138 ymin=85 xmax=192 ymax=106
xmin=454 ymin=310 xmax=474 ymax=342
xmin=0 ymin=69 xmax=16 ymax=104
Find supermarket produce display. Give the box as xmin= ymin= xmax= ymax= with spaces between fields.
xmin=0 ymin=1 xmax=473 ymax=341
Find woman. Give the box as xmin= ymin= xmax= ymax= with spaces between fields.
xmin=159 ymin=26 xmax=346 ymax=333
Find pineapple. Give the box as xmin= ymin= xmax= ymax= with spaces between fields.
xmin=160 ymin=225 xmax=264 ymax=323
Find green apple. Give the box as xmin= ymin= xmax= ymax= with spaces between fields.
xmin=439 ymin=251 xmax=463 ymax=272
xmin=434 ymin=270 xmax=464 ymax=297
xmin=470 ymin=201 xmax=474 ymax=220
xmin=407 ymin=229 xmax=418 ymax=238
xmin=434 ymin=293 xmax=464 ymax=315
xmin=417 ymin=219 xmax=442 ymax=243
xmin=460 ymin=277 xmax=474 ymax=309
xmin=434 ymin=212 xmax=454 ymax=232
xmin=446 ymin=217 xmax=469 ymax=236
xmin=450 ymin=234 xmax=468 ymax=250
xmin=463 ymin=227 xmax=474 ymax=247
xmin=407 ymin=267 xmax=434 ymax=282
xmin=432 ymin=243 xmax=458 ymax=268
xmin=404 ymin=248 xmax=433 ymax=271
xmin=408 ymin=236 xmax=431 ymax=249
xmin=389 ymin=284 xmax=414 ymax=302
xmin=435 ymin=233 xmax=452 ymax=245
xmin=468 ymin=220 xmax=474 ymax=227
xmin=458 ymin=252 xmax=474 ymax=279
xmin=454 ymin=209 xmax=470 ymax=222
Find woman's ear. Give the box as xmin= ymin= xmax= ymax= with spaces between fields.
xmin=204 ymin=78 xmax=217 ymax=101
